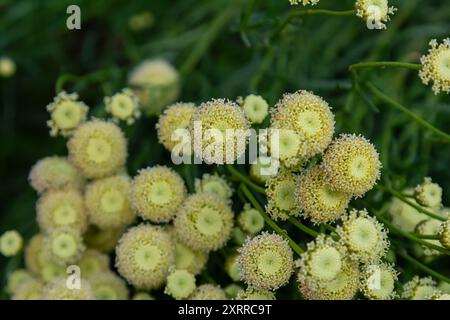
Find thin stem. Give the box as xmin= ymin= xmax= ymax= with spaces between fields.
xmin=287 ymin=217 xmax=319 ymax=238
xmin=349 ymin=61 xmax=421 ymax=71
xmin=398 ymin=250 xmax=450 ymax=284
xmin=226 ymin=165 xmax=266 ymax=194
xmin=55 ymin=68 xmax=118 ymax=94
xmin=411 ymin=233 xmax=439 ymax=240
xmin=240 ymin=184 xmax=304 ymax=255
xmin=367 ymin=82 xmax=450 ymax=143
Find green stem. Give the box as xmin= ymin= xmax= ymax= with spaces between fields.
xmin=226 ymin=165 xmax=266 ymax=194
xmin=240 ymin=183 xmax=304 ymax=255
xmin=349 ymin=61 xmax=421 ymax=71
xmin=398 ymin=250 xmax=450 ymax=284
xmin=55 ymin=68 xmax=118 ymax=94
xmin=367 ymin=82 xmax=450 ymax=143
xmin=287 ymin=217 xmax=319 ymax=238
xmin=411 ymin=233 xmax=439 ymax=240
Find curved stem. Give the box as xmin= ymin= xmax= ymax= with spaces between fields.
xmin=349 ymin=61 xmax=421 ymax=71
xmin=287 ymin=217 xmax=319 ymax=238
xmin=55 ymin=68 xmax=118 ymax=94
xmin=398 ymin=250 xmax=450 ymax=284
xmin=226 ymin=165 xmax=266 ymax=194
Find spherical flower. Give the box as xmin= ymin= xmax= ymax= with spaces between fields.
xmin=322 ymin=134 xmax=381 ymax=197
xmin=0 ymin=56 xmax=16 ymax=78
xmin=0 ymin=230 xmax=23 ymax=257
xmin=414 ymin=177 xmax=443 ymax=209
xmin=419 ymin=38 xmax=450 ymax=94
xmin=12 ymin=278 xmax=44 ymax=300
xmin=240 ymin=94 xmax=269 ymax=124
xmin=85 ymin=175 xmax=135 ymax=229
xmin=336 ymin=209 xmax=389 ymax=263
xmin=156 ymin=102 xmax=196 ymax=152
xmin=115 ymin=224 xmax=175 ymax=289
xmin=388 ymin=192 xmax=432 ymax=232
xmin=25 ymin=234 xmax=46 ymax=275
xmin=428 ymin=290 xmax=450 ymax=300
xmin=438 ymin=218 xmax=450 ymax=250
xmin=224 ymin=284 xmax=244 ymax=299
xmin=29 ymin=156 xmax=85 ymax=193
xmin=130 ymin=166 xmax=186 ymax=223
xmin=250 ymin=156 xmax=278 ymax=183
xmin=37 ymin=187 xmax=87 ymax=233
xmin=289 ymin=0 xmax=319 ymax=5
xmin=173 ymin=193 xmax=234 ymax=252
xmin=40 ymin=261 xmax=66 ymax=283
xmin=195 ymin=173 xmax=233 ymax=202
xmin=438 ymin=281 xmax=450 ymax=294
xmin=132 ymin=292 xmax=155 ymax=300
xmin=78 ymin=249 xmax=110 ymax=276
xmin=88 ymin=272 xmax=129 ymax=300
xmin=173 ymin=238 xmax=209 ymax=276
xmin=238 ymin=232 xmax=294 ymax=291
xmin=238 ymin=204 xmax=265 ymax=235
xmin=44 ymin=227 xmax=85 ymax=266
xmin=83 ymin=225 xmax=125 ymax=253
xmin=67 ymin=120 xmax=127 ymax=179
xmin=46 ymin=91 xmax=89 ymax=137
xmin=360 ymin=263 xmax=398 ymax=300
xmin=104 ymin=88 xmax=141 ymax=124
xmin=164 ymin=269 xmax=197 ymax=300
xmin=270 ymin=91 xmax=335 ymax=167
xmin=416 ymin=219 xmax=443 ymax=255
xmin=128 ymin=59 xmax=180 ymax=115
xmin=265 ymin=170 xmax=299 ymax=221
xmin=402 ymin=276 xmax=436 ymax=300
xmin=190 ymin=99 xmax=250 ymax=164
xmin=42 ymin=278 xmax=95 ymax=300
xmin=235 ymin=287 xmax=276 ymax=300
xmin=355 ymin=0 xmax=397 ymax=30
xmin=296 ymin=166 xmax=351 ymax=225
xmin=189 ymin=284 xmax=227 ymax=300
xmin=7 ymin=269 xmax=33 ymax=295
xmin=225 ymin=254 xmax=241 ymax=282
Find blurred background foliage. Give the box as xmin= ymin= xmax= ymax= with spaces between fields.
xmin=0 ymin=0 xmax=449 ymax=298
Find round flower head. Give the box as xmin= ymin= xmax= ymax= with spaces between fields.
xmin=265 ymin=169 xmax=299 ymax=221
xmin=195 ymin=173 xmax=233 ymax=202
xmin=7 ymin=269 xmax=33 ymax=295
xmin=156 ymin=102 xmax=196 ymax=152
xmin=419 ymin=38 xmax=450 ymax=94
xmin=84 ymin=225 xmax=125 ymax=253
xmin=438 ymin=281 xmax=450 ymax=294
xmin=225 ymin=254 xmax=241 ymax=282
xmin=164 ymin=269 xmax=197 ymax=300
xmin=85 ymin=175 xmax=135 ymax=229
xmin=46 ymin=91 xmax=89 ymax=137
xmin=128 ymin=59 xmax=180 ymax=115
xmin=12 ymin=278 xmax=44 ymax=300
xmin=173 ymin=238 xmax=209 ymax=275
xmin=40 ymin=261 xmax=66 ymax=283
xmin=298 ymin=260 xmax=360 ymax=300
xmin=361 ymin=263 xmax=398 ymax=300
xmin=238 ymin=204 xmax=265 ymax=235
xmin=88 ymin=272 xmax=129 ymax=300
xmin=0 ymin=230 xmax=23 ymax=256
xmin=414 ymin=177 xmax=443 ymax=209
xmin=104 ymin=88 xmax=141 ymax=124
xmin=232 ymin=227 xmax=247 ymax=246
xmin=190 ymin=99 xmax=250 ymax=164
xmin=428 ymin=290 xmax=450 ymax=300
xmin=270 ymin=91 xmax=334 ymax=166
xmin=68 ymin=120 xmax=127 ymax=179
xmin=388 ymin=193 xmax=431 ymax=232
xmin=189 ymin=284 xmax=227 ymax=300
xmin=25 ymin=234 xmax=46 ymax=275
xmin=130 ymin=166 xmax=186 ymax=223
xmin=238 ymin=232 xmax=294 ymax=291
xmin=402 ymin=276 xmax=436 ymax=300
xmin=240 ymin=94 xmax=269 ymax=124
xmin=37 ymin=187 xmax=87 ymax=233
xmin=43 ymin=278 xmax=95 ymax=300
xmin=78 ymin=249 xmax=110 ymax=276
xmin=355 ymin=0 xmax=397 ymax=30
xmin=438 ymin=218 xmax=450 ymax=249
xmin=224 ymin=284 xmax=244 ymax=299
xmin=0 ymin=56 xmax=16 ymax=78
xmin=29 ymin=156 xmax=85 ymax=193
xmin=44 ymin=227 xmax=85 ymax=266
xmin=296 ymin=166 xmax=351 ymax=225
xmin=289 ymin=0 xmax=319 ymax=6
xmin=416 ymin=219 xmax=443 ymax=255
xmin=174 ymin=193 xmax=234 ymax=252
xmin=322 ymin=134 xmax=381 ymax=197
xmin=336 ymin=209 xmax=389 ymax=263
xmin=235 ymin=287 xmax=276 ymax=300
xmin=250 ymin=156 xmax=278 ymax=183
xmin=132 ymin=292 xmax=154 ymax=300
xmin=115 ymin=224 xmax=175 ymax=289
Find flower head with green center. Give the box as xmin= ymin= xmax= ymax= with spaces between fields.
xmin=428 ymin=290 xmax=450 ymax=300
xmin=85 ymin=175 xmax=135 ymax=229
xmin=78 ymin=249 xmax=110 ymax=276
xmin=12 ymin=278 xmax=44 ymax=300
xmin=416 ymin=219 xmax=443 ymax=256
xmin=115 ymin=224 xmax=175 ymax=289
xmin=190 ymin=98 xmax=250 ymax=164
xmin=24 ymin=234 xmax=46 ymax=275
xmin=438 ymin=218 xmax=450 ymax=249
xmin=68 ymin=120 xmax=127 ymax=179
xmin=195 ymin=173 xmax=233 ymax=202
xmin=164 ymin=269 xmax=197 ymax=300
xmin=361 ymin=263 xmax=398 ymax=300
xmin=235 ymin=287 xmax=276 ymax=300
xmin=84 ymin=225 xmax=125 ymax=253
xmin=128 ymin=59 xmax=180 ymax=115
xmin=189 ymin=284 xmax=227 ymax=300
xmin=45 ymin=227 xmax=85 ymax=266
xmin=265 ymin=169 xmax=299 ymax=221
xmin=174 ymin=193 xmax=234 ymax=252
xmin=355 ymin=0 xmax=396 ymax=30
xmin=0 ymin=230 xmax=23 ymax=257
xmin=289 ymin=0 xmax=319 ymax=5
xmin=43 ymin=278 xmax=95 ymax=300
xmin=104 ymin=88 xmax=141 ymax=125
xmin=296 ymin=166 xmax=351 ymax=225
xmin=250 ymin=156 xmax=278 ymax=183
xmin=270 ymin=91 xmax=335 ymax=167
xmin=238 ymin=232 xmax=294 ymax=291
xmin=322 ymin=134 xmax=381 ymax=197
xmin=224 ymin=284 xmax=244 ymax=299
xmin=37 ymin=187 xmax=87 ymax=233
xmin=40 ymin=261 xmax=66 ymax=283
xmin=419 ymin=38 xmax=450 ymax=94
xmin=238 ymin=204 xmax=265 ymax=235
xmin=130 ymin=166 xmax=186 ymax=223
xmin=156 ymin=102 xmax=196 ymax=152
xmin=7 ymin=269 xmax=33 ymax=295
xmin=336 ymin=209 xmax=389 ymax=263
xmin=29 ymin=156 xmax=85 ymax=193
xmin=225 ymin=254 xmax=241 ymax=282
xmin=88 ymin=272 xmax=129 ymax=300
xmin=414 ymin=177 xmax=443 ymax=209
xmin=388 ymin=191 xmax=433 ymax=232
xmin=240 ymin=94 xmax=269 ymax=124
xmin=402 ymin=276 xmax=436 ymax=300
xmin=46 ymin=91 xmax=89 ymax=137
xmin=0 ymin=56 xmax=16 ymax=78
